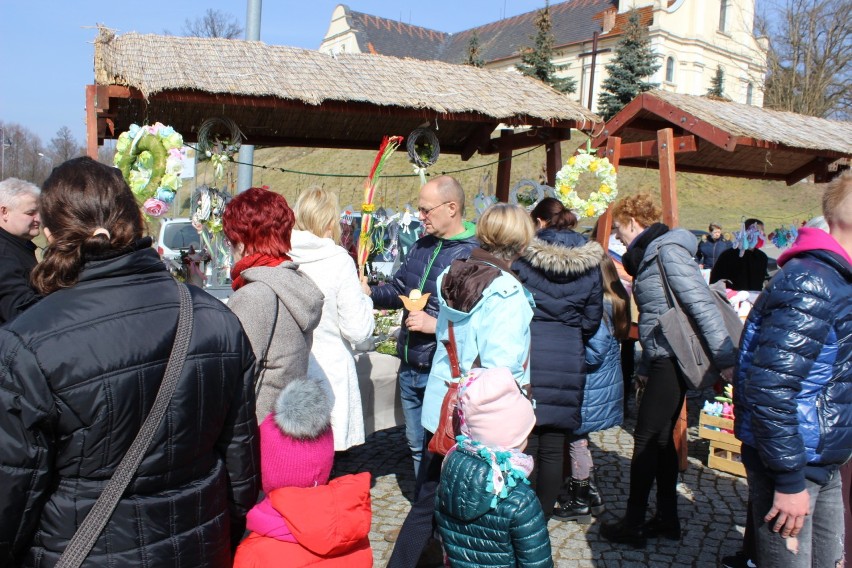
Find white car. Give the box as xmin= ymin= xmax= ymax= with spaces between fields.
xmin=156 ymin=218 xmax=201 ymax=260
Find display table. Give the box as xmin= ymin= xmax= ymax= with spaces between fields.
xmin=355 ymin=351 xmax=403 ymax=436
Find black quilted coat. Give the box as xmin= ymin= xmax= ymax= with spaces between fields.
xmin=0 ymin=245 xmax=260 ymax=567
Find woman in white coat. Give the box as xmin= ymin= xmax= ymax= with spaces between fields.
xmin=290 ymin=187 xmax=375 ymax=450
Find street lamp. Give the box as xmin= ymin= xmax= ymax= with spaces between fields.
xmin=0 ymin=127 xmax=11 ymax=180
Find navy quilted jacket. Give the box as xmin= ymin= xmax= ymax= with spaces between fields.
xmin=512 ymin=229 xmax=603 ymax=430
xmin=371 ymin=222 xmax=477 ymax=370
xmin=734 ymin=229 xmax=852 ymax=493
xmin=436 ymin=449 xmax=553 ymax=568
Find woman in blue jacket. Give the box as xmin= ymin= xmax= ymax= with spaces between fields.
xmin=513 ymin=198 xmax=603 ymax=521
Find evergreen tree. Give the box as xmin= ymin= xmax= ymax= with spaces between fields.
xmin=597 ymin=10 xmax=661 ymax=120
xmin=707 ymin=65 xmax=725 ymax=97
xmin=516 ymin=1 xmax=576 ymax=94
xmin=467 ymin=31 xmax=484 ymax=67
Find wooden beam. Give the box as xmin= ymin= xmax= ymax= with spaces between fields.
xmin=618 ymin=135 xmax=697 ymax=159
xmin=460 ymin=123 xmax=497 ymax=161
xmin=596 ymin=136 xmax=621 ymax=247
xmin=86 ymin=85 xmax=98 ymax=159
xmin=784 ymin=157 xmax=830 ymax=186
xmin=658 ymin=128 xmax=679 ymax=227
xmin=483 ymin=127 xmax=572 ymax=154
xmin=545 ymin=141 xmax=562 ymax=186
xmin=495 ymin=130 xmax=513 ymax=203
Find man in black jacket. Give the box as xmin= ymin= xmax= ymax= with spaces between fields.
xmin=0 ymin=178 xmax=41 ymax=324
xmin=362 ymin=176 xmax=477 ymax=481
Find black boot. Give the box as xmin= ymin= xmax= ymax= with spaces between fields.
xmin=587 ymin=469 xmax=605 ymax=516
xmin=600 ymin=516 xmax=647 ymax=549
xmin=552 ymin=478 xmax=592 ymax=524
xmin=642 ymin=513 xmax=681 ymax=540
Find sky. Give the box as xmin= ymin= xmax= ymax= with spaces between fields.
xmin=0 ymin=0 xmax=546 ymax=146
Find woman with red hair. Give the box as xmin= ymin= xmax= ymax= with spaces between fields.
xmin=224 ymin=187 xmax=324 ymax=422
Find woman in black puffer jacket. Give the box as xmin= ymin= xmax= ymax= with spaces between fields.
xmin=0 ymin=157 xmax=260 ymax=567
xmin=512 ymin=198 xmax=603 ymax=521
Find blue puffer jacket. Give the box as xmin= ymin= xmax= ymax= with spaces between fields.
xmin=576 ymin=300 xmax=623 ymax=435
xmin=734 ymin=228 xmax=852 ymax=493
xmin=512 ymin=229 xmax=603 ymax=431
xmin=370 ymin=222 xmax=477 ymax=370
xmin=436 ymin=449 xmax=553 ymax=568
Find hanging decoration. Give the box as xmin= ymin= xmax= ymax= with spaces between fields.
xmin=554 ymin=143 xmax=618 ymax=219
xmin=509 ymin=179 xmax=545 ymax=211
xmin=190 ymin=185 xmax=233 ymax=285
xmin=768 ymin=225 xmax=799 ymax=249
xmin=357 ymin=135 xmax=404 ymax=273
xmin=113 ymin=123 xmax=184 ymax=218
xmin=197 ymin=117 xmax=244 ymax=181
xmin=732 ymin=220 xmax=766 ymax=257
xmin=407 ymin=127 xmax=440 ymax=186
xmin=473 ymin=172 xmax=499 ymax=222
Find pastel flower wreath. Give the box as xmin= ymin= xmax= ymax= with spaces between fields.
xmin=114 ymin=123 xmax=184 ymax=217
xmin=554 ymin=149 xmax=618 ymax=219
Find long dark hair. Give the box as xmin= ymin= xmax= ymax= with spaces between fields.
xmin=31 ymin=157 xmax=143 ymax=295
xmin=530 ymin=197 xmax=577 ymax=230
xmin=600 ymin=254 xmax=631 ymax=340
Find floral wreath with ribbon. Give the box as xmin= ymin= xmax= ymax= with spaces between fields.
xmin=114 ymin=123 xmax=184 ymax=218
xmin=554 ymin=144 xmax=618 ymax=219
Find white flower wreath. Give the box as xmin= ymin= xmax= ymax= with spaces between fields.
xmin=554 ymin=150 xmax=618 ymax=219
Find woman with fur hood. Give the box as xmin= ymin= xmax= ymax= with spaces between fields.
xmin=234 ymin=378 xmax=373 ymax=567
xmin=512 ymin=198 xmax=604 ymax=521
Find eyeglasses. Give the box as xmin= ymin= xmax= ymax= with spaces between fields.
xmin=418 ymin=201 xmax=451 ymax=217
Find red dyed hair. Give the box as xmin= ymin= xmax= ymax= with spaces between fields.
xmin=223 ymin=187 xmax=295 ymax=257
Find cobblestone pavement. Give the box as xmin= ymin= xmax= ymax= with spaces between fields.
xmin=334 ymin=390 xmax=747 ymax=567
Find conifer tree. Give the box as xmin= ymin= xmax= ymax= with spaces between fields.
xmin=467 ymin=31 xmax=484 ymax=67
xmin=516 ymin=1 xmax=576 ymax=94
xmin=707 ymin=65 xmax=725 ymax=97
xmin=597 ymin=10 xmax=660 ymax=120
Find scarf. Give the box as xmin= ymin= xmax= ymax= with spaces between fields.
xmin=230 ymin=252 xmax=289 ymax=291
xmin=621 ymin=223 xmax=669 ymax=277
xmin=447 ymin=435 xmax=534 ymax=509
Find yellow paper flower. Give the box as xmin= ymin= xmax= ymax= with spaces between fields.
xmin=362 ymin=203 xmax=376 ymax=213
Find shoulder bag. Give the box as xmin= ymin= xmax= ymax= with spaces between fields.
xmin=56 ymin=283 xmax=194 ymax=568
xmin=656 ymin=252 xmax=742 ymax=389
xmin=427 ymin=321 xmax=469 ymax=456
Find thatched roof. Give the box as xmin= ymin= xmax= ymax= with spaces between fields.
xmin=594 ymin=90 xmax=852 ymax=184
xmin=91 ymin=28 xmax=599 ymax=153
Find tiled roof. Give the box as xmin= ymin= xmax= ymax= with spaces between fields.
xmin=341 ymin=0 xmax=619 ymax=64
xmin=596 ymin=6 xmax=654 ymax=38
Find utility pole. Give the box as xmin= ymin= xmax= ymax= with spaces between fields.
xmin=0 ymin=127 xmax=7 ymax=180
xmin=236 ymin=0 xmax=262 ymax=193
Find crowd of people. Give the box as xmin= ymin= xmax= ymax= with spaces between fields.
xmin=0 ymin=156 xmax=849 ymax=568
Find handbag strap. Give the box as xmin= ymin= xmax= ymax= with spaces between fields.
xmin=254 ymin=282 xmax=280 ymax=401
xmin=655 ymin=252 xmax=677 ymax=310
xmin=442 ymin=321 xmax=481 ymax=380
xmin=56 ymin=283 xmax=194 ymax=568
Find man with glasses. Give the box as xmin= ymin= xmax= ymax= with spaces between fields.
xmin=362 ymin=175 xmax=476 ymax=488
xmin=0 ymin=178 xmax=41 ymax=324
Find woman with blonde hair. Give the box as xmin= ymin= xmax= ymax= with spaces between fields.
xmin=601 ymin=194 xmax=736 ymax=547
xmin=289 ymin=187 xmax=374 ymax=451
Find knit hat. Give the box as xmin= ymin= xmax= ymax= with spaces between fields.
xmin=457 ymin=367 xmax=535 ymax=450
xmin=260 ymin=378 xmax=334 ymax=492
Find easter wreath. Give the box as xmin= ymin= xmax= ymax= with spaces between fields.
xmin=113 ymin=123 xmax=184 ymax=217
xmin=554 ymin=149 xmax=617 ymax=219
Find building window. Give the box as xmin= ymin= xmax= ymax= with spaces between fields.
xmin=665 ymin=57 xmax=675 ymax=83
xmin=719 ymin=0 xmax=729 ymax=32
xmin=746 ymin=82 xmax=754 ymax=105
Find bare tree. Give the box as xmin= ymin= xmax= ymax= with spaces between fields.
xmin=182 ymin=9 xmax=243 ymax=39
xmin=48 ymin=126 xmax=84 ymax=164
xmin=757 ymin=0 xmax=851 ymax=118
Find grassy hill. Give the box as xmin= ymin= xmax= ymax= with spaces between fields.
xmin=178 ymin=138 xmax=824 ymax=235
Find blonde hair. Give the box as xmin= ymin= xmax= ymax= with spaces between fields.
xmin=294 ymin=187 xmax=341 ymax=242
xmin=476 ymin=203 xmax=535 ymax=261
xmin=823 ymin=171 xmax=852 ymax=228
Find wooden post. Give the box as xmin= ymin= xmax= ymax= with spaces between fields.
xmin=545 ymin=141 xmax=562 ymax=187
xmin=658 ymin=128 xmax=679 ymax=227
xmin=86 ymin=85 xmax=99 ymax=159
xmin=495 ymin=129 xmax=513 ymax=202
xmin=595 ymin=136 xmax=621 ymax=246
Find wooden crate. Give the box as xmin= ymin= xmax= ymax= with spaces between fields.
xmin=708 ymin=439 xmax=746 ymax=477
xmin=698 ymin=411 xmax=740 ymax=448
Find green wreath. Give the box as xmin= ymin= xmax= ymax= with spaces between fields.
xmin=115 ymin=132 xmax=168 ymax=197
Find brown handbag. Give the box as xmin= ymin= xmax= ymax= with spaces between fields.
xmin=427 ymin=322 xmax=466 ymax=456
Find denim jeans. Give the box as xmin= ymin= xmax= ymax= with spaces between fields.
xmin=748 ymin=466 xmax=844 ymax=567
xmin=398 ymin=363 xmax=430 ymax=479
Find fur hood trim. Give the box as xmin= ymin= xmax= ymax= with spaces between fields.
xmin=274 ymin=378 xmax=333 ymax=440
xmin=522 ymin=238 xmax=604 ymax=276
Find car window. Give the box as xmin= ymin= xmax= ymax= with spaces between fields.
xmin=163 ymin=223 xmax=201 ymax=250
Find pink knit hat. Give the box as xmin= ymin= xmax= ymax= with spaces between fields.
xmin=457 ymin=367 xmax=535 ymax=450
xmin=260 ymin=378 xmax=334 ymax=492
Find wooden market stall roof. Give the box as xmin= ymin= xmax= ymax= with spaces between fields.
xmin=88 ymin=27 xmax=601 ymax=192
xmin=592 ymin=90 xmax=852 ymax=185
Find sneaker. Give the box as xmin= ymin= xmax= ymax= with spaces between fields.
xmin=720 ymin=551 xmax=757 ymax=568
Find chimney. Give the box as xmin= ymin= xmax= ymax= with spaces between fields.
xmin=602 ymin=8 xmax=617 ymax=33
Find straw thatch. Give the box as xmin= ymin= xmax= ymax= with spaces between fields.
xmin=648 ymin=90 xmax=852 ymax=155
xmin=93 ymin=28 xmax=600 ymax=127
